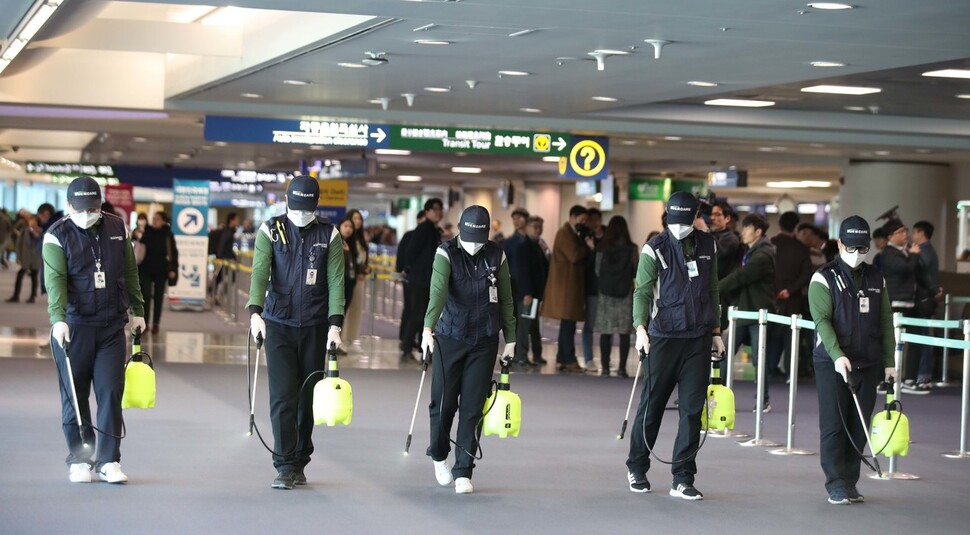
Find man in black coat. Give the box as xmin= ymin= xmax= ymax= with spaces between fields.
xmin=510 ymin=215 xmax=548 ymax=366
xmin=400 ymin=198 xmax=444 ymax=360
xmin=396 ymin=210 xmax=425 ymax=353
xmin=767 ymin=212 xmax=813 ymax=377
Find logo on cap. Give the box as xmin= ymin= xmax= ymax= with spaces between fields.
xmin=292 ymin=191 xmax=315 ymax=197
xmin=74 ymin=191 xmax=98 ymax=196
xmin=669 ymin=206 xmax=692 ymax=212
xmin=846 ymin=229 xmax=867 ymax=234
xmin=464 ymin=221 xmax=487 ymax=229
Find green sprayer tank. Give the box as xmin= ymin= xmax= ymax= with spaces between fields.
xmin=701 ymin=358 xmax=735 ymax=431
xmin=121 ymin=331 xmax=155 ymax=409
xmin=482 ymin=364 xmax=521 ymax=438
xmin=313 ymin=345 xmax=353 ymax=427
xmin=870 ymin=382 xmax=910 ymax=457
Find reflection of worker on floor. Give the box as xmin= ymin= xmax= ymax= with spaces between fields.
xmin=625 ymin=192 xmax=721 ymax=501
xmin=45 ymin=176 xmax=146 ymax=484
xmin=422 ymin=205 xmax=516 ymax=495
xmin=808 ymin=215 xmax=895 ymax=505
xmin=247 ymin=177 xmax=345 ymax=490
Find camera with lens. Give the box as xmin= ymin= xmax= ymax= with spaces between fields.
xmin=575 ymin=223 xmax=592 ymax=240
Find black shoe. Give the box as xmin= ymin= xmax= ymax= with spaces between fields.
xmin=512 ymin=358 xmax=530 ymax=367
xmin=601 ymin=369 xmax=611 ymax=377
xmin=26 ymin=297 xmax=35 ymax=303
xmin=617 ymin=369 xmax=630 ymax=379
xmin=534 ymin=357 xmax=548 ymax=365
xmin=272 ymin=471 xmax=296 ymax=490
xmin=846 ymin=486 xmax=864 ymax=503
xmin=670 ymin=483 xmax=703 ymax=501
xmin=627 ymin=472 xmax=651 ymax=493
xmin=5 ymin=297 xmax=18 ymax=303
xmin=294 ymin=469 xmax=307 ymax=486
xmin=526 ymin=360 xmax=540 ymax=367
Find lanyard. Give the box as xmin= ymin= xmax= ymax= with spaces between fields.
xmin=86 ymin=226 xmax=103 ymax=271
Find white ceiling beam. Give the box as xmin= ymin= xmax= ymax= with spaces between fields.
xmin=34 ymin=19 xmax=243 ymax=57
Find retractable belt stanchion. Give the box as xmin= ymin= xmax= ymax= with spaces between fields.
xmin=368 ymin=274 xmax=377 ymax=337
xmin=740 ymin=308 xmax=780 ymax=448
xmin=944 ymin=320 xmax=970 ymax=459
xmin=938 ymin=294 xmax=953 ymax=387
xmin=771 ymin=313 xmax=815 ymax=456
xmin=710 ymin=306 xmax=749 ymax=439
xmin=872 ymin=312 xmax=919 ymax=480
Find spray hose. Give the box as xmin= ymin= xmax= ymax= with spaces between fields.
xmin=837 ymin=377 xmax=905 ymax=476
xmin=50 ymin=332 xmax=128 ymax=441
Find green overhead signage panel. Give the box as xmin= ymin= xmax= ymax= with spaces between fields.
xmin=629 ymin=177 xmax=671 ymax=201
xmin=389 ymin=125 xmax=573 ymax=156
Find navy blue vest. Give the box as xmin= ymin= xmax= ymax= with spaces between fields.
xmin=262 ymin=215 xmax=335 ymax=327
xmin=50 ymin=213 xmax=131 ymax=327
xmin=647 ymin=230 xmax=718 ymax=339
xmin=813 ymin=259 xmax=884 ymax=369
xmin=434 ymin=239 xmax=504 ymax=346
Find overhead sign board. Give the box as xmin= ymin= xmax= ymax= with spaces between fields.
xmin=389 ymin=126 xmax=572 ymax=156
xmin=629 ymin=177 xmax=672 ymax=201
xmin=558 ymin=136 xmax=610 ymax=180
xmin=205 ymin=116 xmax=391 ymax=149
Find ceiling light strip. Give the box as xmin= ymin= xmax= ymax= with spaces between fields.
xmin=0 ymin=0 xmax=64 ymax=74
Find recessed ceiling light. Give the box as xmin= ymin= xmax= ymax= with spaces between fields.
xmin=366 ymin=182 xmax=385 ymax=188
xmin=957 ymin=94 xmax=970 ymax=99
xmin=758 ymin=147 xmax=775 ymax=152
xmin=498 ymin=70 xmax=529 ymax=76
xmin=766 ymin=180 xmax=832 ymax=188
xmin=200 ymin=145 xmax=213 ymax=151
xmin=240 ymin=93 xmax=262 ymax=98
xmin=801 ymin=85 xmax=881 ymax=95
xmin=309 ymin=145 xmax=323 ymax=150
xmin=687 ymin=81 xmax=718 ymax=87
xmin=705 ymin=98 xmax=775 ymax=107
xmin=283 ymin=79 xmax=310 ymax=86
xmin=424 ymin=87 xmax=451 ymax=93
xmin=592 ymin=96 xmax=619 ymax=102
xmin=213 ymin=142 xmax=228 ymax=148
xmin=176 ymin=153 xmax=191 ymax=159
xmin=664 ymin=136 xmax=682 ymax=141
xmin=810 ymin=61 xmax=846 ymax=67
xmin=375 ymin=149 xmax=411 ymax=156
xmin=922 ymin=69 xmax=970 ymax=79
xmin=132 ymin=137 xmax=147 ymax=143
xmin=874 ymin=150 xmax=891 ymax=156
xmin=508 ymin=29 xmax=537 ymax=37
xmin=844 ymin=106 xmax=866 ymax=111
xmin=620 ymin=140 xmax=637 ymax=145
xmin=915 ymin=148 xmax=933 ymax=154
xmin=451 ymin=166 xmax=481 ymax=174
xmin=807 ymin=3 xmax=854 ymax=9
xmin=520 ymin=107 xmax=542 ymax=113
xmin=414 ymin=39 xmax=451 ymax=45
xmin=542 ymin=156 xmax=561 ymax=162
xmin=338 ymin=62 xmax=367 ymax=69
xmin=397 ymin=175 xmax=422 ymax=182
xmin=593 ymin=49 xmax=631 ymax=55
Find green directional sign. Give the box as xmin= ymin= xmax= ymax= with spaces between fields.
xmin=389 ymin=125 xmax=572 ymax=156
xmin=629 ymin=177 xmax=671 ymax=201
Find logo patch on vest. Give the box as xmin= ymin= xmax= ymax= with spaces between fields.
xmin=110 ymin=235 xmax=124 ymax=240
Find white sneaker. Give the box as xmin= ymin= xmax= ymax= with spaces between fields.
xmin=97 ymin=462 xmax=128 ymax=484
xmin=69 ymin=463 xmax=92 ymax=483
xmin=433 ymin=460 xmax=453 ymax=486
xmin=455 ymin=477 xmax=473 ymax=494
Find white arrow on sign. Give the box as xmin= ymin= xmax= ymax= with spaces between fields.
xmin=370 ymin=128 xmax=387 ymax=143
xmin=553 ymin=137 xmax=567 ymax=151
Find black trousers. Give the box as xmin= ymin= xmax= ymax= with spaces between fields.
xmin=401 ymin=284 xmax=430 ymax=354
xmin=427 ymin=334 xmax=499 ymax=479
xmin=399 ymin=281 xmax=411 ymax=346
xmin=344 ymin=278 xmax=356 ymax=314
xmin=139 ymin=271 xmax=167 ymax=327
xmin=815 ymin=357 xmax=880 ymax=493
xmin=600 ymin=333 xmax=631 ymax=374
xmin=514 ymin=299 xmax=542 ymax=362
xmin=52 ymin=324 xmax=126 ymax=469
xmin=12 ymin=267 xmax=38 ymax=299
xmin=264 ymin=319 xmax=327 ymax=471
xmin=556 ymin=319 xmax=577 ymax=363
xmin=626 ymin=335 xmax=709 ymax=485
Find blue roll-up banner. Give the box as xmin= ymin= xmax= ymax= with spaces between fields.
xmin=169 ymin=179 xmax=210 ymax=305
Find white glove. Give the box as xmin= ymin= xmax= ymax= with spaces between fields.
xmin=327 ymin=327 xmax=342 ymax=350
xmin=501 ymin=342 xmax=516 ymax=366
xmin=635 ymin=328 xmax=649 ymax=354
xmin=131 ymin=316 xmax=146 ymax=336
xmin=885 ymin=367 xmax=896 ymax=383
xmin=250 ymin=313 xmax=266 ymax=344
xmin=835 ymin=356 xmax=852 ymax=383
xmin=712 ymin=336 xmax=725 ymax=357
xmin=421 ymin=329 xmax=435 ymax=360
xmin=52 ymin=322 xmax=70 ymax=349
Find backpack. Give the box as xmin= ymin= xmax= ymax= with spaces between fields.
xmin=598 ymin=244 xmax=636 ymax=298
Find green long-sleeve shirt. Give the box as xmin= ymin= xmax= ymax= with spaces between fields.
xmin=424 ymin=246 xmax=516 ymax=344
xmin=246 ymin=218 xmax=345 ymax=325
xmin=43 ymin=219 xmax=145 ymax=324
xmin=808 ymin=269 xmax=894 ymax=367
xmin=632 ymin=234 xmax=720 ymax=330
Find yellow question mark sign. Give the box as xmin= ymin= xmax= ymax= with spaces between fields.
xmin=569 ymin=139 xmax=606 ymax=177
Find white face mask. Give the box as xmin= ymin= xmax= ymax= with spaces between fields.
xmin=840 ymin=250 xmax=865 ymax=269
xmin=70 ymin=210 xmax=101 ymax=229
xmin=459 ymin=238 xmax=485 ymax=256
xmin=668 ymin=224 xmax=694 ymax=241
xmin=287 ymin=209 xmax=316 ymax=228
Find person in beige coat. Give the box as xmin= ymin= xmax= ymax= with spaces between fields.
xmin=542 ymin=205 xmax=595 ymax=372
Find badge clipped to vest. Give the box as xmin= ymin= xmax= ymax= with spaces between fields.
xmin=488 ymin=271 xmax=498 ymax=303
xmin=686 ymin=260 xmax=699 ymax=278
xmin=94 ymin=260 xmax=106 ymax=289
xmin=859 ymin=295 xmax=870 ymax=314
xmin=306 ymin=268 xmax=318 ymax=285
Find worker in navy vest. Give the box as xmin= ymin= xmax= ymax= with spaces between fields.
xmin=625 ymin=191 xmax=722 ymax=501
xmin=44 ymin=176 xmax=146 ymax=484
xmin=808 ymin=215 xmax=895 ymax=505
xmin=421 ymin=205 xmax=516 ymax=495
xmin=247 ymin=176 xmax=345 ymax=490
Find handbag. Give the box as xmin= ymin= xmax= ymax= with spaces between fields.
xmin=165 ymin=234 xmax=179 ymax=287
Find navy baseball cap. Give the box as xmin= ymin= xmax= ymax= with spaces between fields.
xmin=66 ymin=176 xmax=102 ymax=210
xmin=666 ymin=192 xmax=698 ymax=226
xmin=287 ymin=176 xmax=320 ymax=211
xmin=459 ymin=205 xmax=490 ymax=243
xmin=840 ymin=215 xmax=871 ymax=247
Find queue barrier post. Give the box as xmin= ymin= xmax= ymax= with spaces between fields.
xmin=771 ymin=313 xmax=815 ymax=456
xmin=943 ymin=320 xmax=970 ymax=459
xmin=939 ymin=294 xmax=953 ymax=387
xmin=871 ymin=312 xmax=919 ymax=480
xmin=739 ymin=308 xmax=781 ymax=448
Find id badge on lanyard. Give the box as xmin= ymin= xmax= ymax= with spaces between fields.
xmin=94 ymin=267 xmax=106 ymax=289
xmin=686 ymin=260 xmax=699 ymax=278
xmin=859 ymin=296 xmax=870 ymax=314
xmin=487 ymin=270 xmax=498 ymax=303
